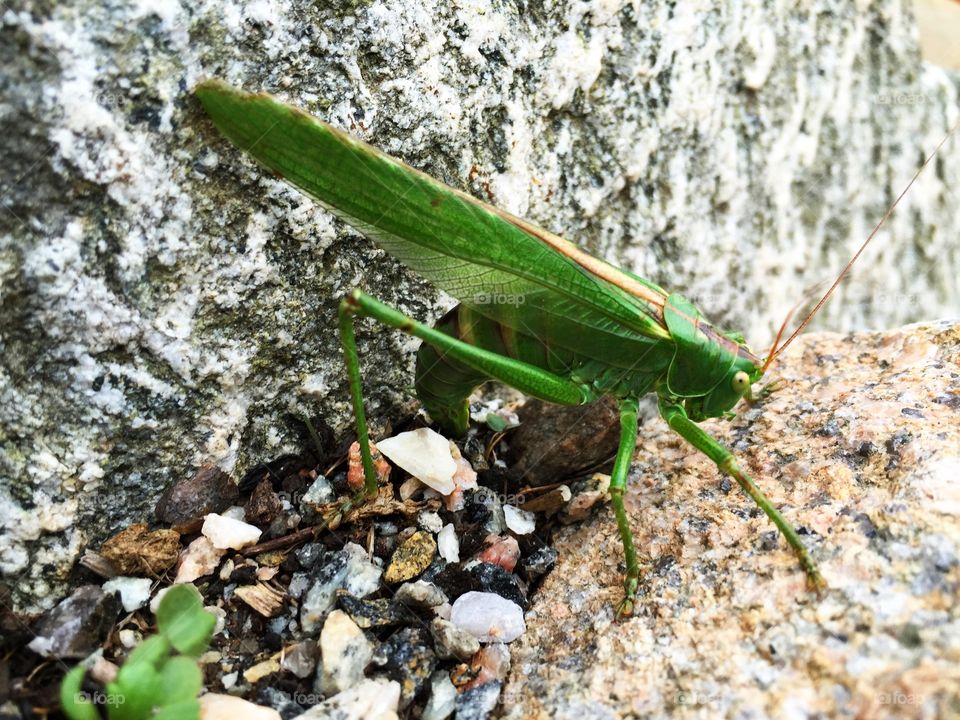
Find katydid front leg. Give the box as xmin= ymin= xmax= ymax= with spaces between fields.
xmin=659 ymin=400 xmax=826 ymax=590
xmin=337 ymin=288 xmax=594 ymax=495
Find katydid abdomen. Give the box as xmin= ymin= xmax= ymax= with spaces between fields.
xmin=415 ymin=302 xmax=674 ymax=436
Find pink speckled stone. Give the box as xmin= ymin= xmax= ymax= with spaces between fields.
xmin=503 ymin=323 xmax=960 ymax=720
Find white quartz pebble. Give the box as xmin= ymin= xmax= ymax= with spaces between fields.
xmin=175 ymin=536 xmax=226 ymax=583
xmin=422 ymin=671 xmax=457 ymax=720
xmin=200 ymin=694 xmax=280 ymax=720
xmin=202 ymin=513 xmax=262 ymax=550
xmin=418 ymin=510 xmax=444 ymax=533
xmin=102 ymin=576 xmax=152 ymax=612
xmin=437 ymin=523 xmax=460 ymax=563
xmin=376 ymin=428 xmax=456 ymax=494
xmin=320 ymin=610 xmax=372 ymax=695
xmin=450 ymin=591 xmax=525 ymax=643
xmin=293 ymin=678 xmax=400 ymax=720
xmin=503 ymin=504 xmax=536 ymax=535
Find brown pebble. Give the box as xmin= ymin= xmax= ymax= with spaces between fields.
xmin=519 ymin=486 xmax=572 ymax=515
xmin=155 ymin=465 xmax=238 ymax=526
xmin=245 ymin=479 xmax=283 ymax=526
xmin=506 ymin=397 xmax=620 ymax=486
xmin=27 ymin=585 xmax=121 ymax=659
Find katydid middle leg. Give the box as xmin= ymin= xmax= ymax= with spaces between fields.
xmin=609 ymin=397 xmax=641 ymax=618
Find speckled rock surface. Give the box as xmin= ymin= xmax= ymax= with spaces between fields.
xmin=503 ymin=321 xmax=960 ymax=719
xmin=2 ymin=1 xmax=959 ymax=611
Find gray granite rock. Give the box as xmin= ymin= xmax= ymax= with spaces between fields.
xmin=300 ymin=543 xmax=382 ymax=634
xmin=422 ymin=670 xmax=457 ymax=720
xmin=2 ymin=1 xmax=959 ymax=612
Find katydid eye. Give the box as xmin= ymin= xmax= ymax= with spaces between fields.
xmin=732 ymin=371 xmax=750 ymax=394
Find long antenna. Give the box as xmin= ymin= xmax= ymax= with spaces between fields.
xmin=762 ymin=123 xmax=958 ymax=374
xmin=763 ymin=280 xmax=828 ymax=361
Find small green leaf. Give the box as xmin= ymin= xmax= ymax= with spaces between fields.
xmin=156 ymin=584 xmax=216 ymax=657
xmin=159 ymin=656 xmax=203 ymax=703
xmin=59 ymin=666 xmax=99 ymax=720
xmin=123 ymin=634 xmax=171 ymax=671
xmin=108 ymin=662 xmax=162 ymax=720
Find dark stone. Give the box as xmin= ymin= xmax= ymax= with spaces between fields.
xmin=245 ymin=478 xmax=283 ymax=526
xmin=459 ymin=487 xmax=505 ymax=539
xmin=281 ymin=554 xmax=301 ymax=574
xmin=428 ymin=564 xmax=474 ymax=601
xmin=465 ymin=563 xmax=527 ymax=608
xmin=303 ymin=550 xmax=349 ymax=595
xmin=238 ymin=454 xmax=307 ymax=494
xmin=155 ymin=465 xmax=238 ymax=525
xmin=337 ymin=593 xmax=415 ymax=629
xmin=432 ymin=562 xmax=527 ymax=608
xmin=504 ymin=397 xmax=620 ymax=486
xmin=27 ymin=586 xmax=120 ymax=659
xmin=229 ymin=565 xmax=258 ymax=585
xmin=455 ymin=681 xmax=502 ymax=720
xmin=520 ymin=546 xmax=558 ymax=584
xmin=263 ymin=631 xmax=283 ymax=652
xmin=257 ymin=687 xmax=306 ymax=720
xmin=371 ymin=627 xmax=436 ymax=709
xmin=294 ymin=542 xmax=326 ymax=570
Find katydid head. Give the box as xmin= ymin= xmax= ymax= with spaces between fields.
xmin=662 ymin=293 xmax=765 ymax=421
xmin=686 ymin=346 xmax=764 ymax=421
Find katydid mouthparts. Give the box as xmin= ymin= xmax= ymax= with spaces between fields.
xmin=195 ymin=79 xmax=950 ymax=616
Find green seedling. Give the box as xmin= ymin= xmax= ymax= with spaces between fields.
xmin=61 ymin=584 xmax=216 ymax=720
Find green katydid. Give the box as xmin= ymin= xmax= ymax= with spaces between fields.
xmin=195 ymin=79 xmax=947 ymax=616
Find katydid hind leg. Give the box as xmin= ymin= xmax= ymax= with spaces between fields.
xmin=337 ymin=296 xmax=383 ymax=500
xmin=610 ymin=398 xmax=641 ymax=619
xmin=659 ymin=400 xmax=825 ymax=590
xmin=345 ymin=289 xmax=593 ymax=406
xmin=338 ymin=288 xmax=593 ymax=492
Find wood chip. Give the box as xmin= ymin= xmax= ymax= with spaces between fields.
xmin=519 ymin=486 xmax=572 ymax=515
xmin=235 ymin=583 xmax=286 ymax=618
xmin=242 ymin=657 xmax=281 ymax=684
xmin=79 ymin=551 xmax=120 ymax=578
